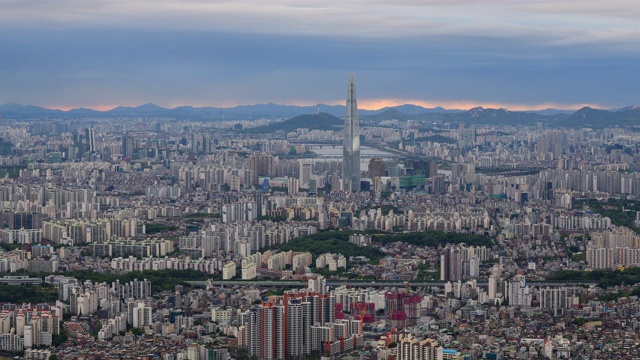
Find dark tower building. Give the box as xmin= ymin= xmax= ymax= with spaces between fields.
xmin=342 ymin=75 xmax=360 ymax=192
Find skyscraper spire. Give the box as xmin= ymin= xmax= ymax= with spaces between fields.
xmin=343 ymin=75 xmax=361 ymax=192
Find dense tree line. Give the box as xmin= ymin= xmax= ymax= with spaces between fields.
xmin=144 ymin=223 xmax=179 ymax=234
xmin=573 ymin=317 xmax=600 ymax=326
xmin=60 ymin=269 xmax=211 ymax=293
xmin=184 ymin=213 xmax=221 ymax=219
xmin=577 ymin=198 xmax=640 ymax=233
xmin=598 ymin=287 xmax=640 ymax=302
xmin=375 ymin=230 xmax=493 ymax=248
xmin=257 ymin=215 xmax=288 ymax=222
xmin=268 ymin=229 xmax=493 ymax=265
xmin=0 ymin=283 xmax=58 ymax=303
xmin=414 ymin=135 xmax=456 ymax=144
xmin=550 ymin=268 xmax=640 ymax=288
xmin=272 ymin=232 xmax=385 ymax=263
xmin=0 ymin=269 xmax=213 ymax=302
xmin=0 ymin=242 xmax=21 ymax=252
xmin=51 ymin=330 xmax=69 ymax=347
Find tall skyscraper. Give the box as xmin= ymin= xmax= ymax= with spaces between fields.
xmin=73 ymin=131 xmax=84 ymax=159
xmin=85 ymin=128 xmax=95 ymax=153
xmin=202 ymin=134 xmax=211 ymax=154
xmin=122 ymin=136 xmax=134 ymax=159
xmin=191 ymin=133 xmax=200 ymax=154
xmin=343 ymin=75 xmax=360 ymax=192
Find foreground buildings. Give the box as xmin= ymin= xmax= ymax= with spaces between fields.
xmin=4 ymin=84 xmax=640 ymax=358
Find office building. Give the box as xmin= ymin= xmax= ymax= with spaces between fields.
xmin=342 ymin=75 xmax=360 ymax=192
xmin=85 ymin=128 xmax=95 ymax=153
xmin=122 ymin=136 xmax=135 ymax=159
xmin=368 ymin=158 xmax=385 ymax=178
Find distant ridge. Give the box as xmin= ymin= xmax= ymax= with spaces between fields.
xmin=1 ymin=102 xmax=639 ymax=128
xmin=0 ymin=102 xmax=481 ymax=120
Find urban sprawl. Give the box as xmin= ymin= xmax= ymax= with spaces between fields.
xmin=1 ymin=80 xmax=640 ymax=360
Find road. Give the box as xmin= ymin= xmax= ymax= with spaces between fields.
xmin=191 ymin=280 xmax=596 ymax=288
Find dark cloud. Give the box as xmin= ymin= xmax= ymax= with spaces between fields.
xmin=0 ymin=26 xmax=638 ymax=109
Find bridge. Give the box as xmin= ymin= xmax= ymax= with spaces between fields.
xmin=479 ymin=168 xmax=546 ymax=177
xmin=189 ymin=280 xmax=305 ymax=288
xmin=193 ymin=280 xmax=597 ymax=289
xmin=304 ymin=144 xmax=340 ymax=150
xmin=289 ymin=141 xmax=342 ymax=146
xmin=315 ymin=154 xmax=397 ymax=160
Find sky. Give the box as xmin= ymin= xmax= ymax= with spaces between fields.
xmin=0 ymin=0 xmax=639 ymax=111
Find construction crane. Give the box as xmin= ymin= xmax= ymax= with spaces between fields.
xmin=356 ymin=301 xmax=368 ymax=335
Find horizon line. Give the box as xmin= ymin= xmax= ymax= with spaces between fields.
xmin=0 ymin=99 xmax=622 ymax=113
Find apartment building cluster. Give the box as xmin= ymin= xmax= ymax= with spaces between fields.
xmin=238 ymin=290 xmax=364 ymax=359
xmin=0 ymin=304 xmax=61 ymax=352
xmin=237 ymin=250 xmax=312 ymax=280
xmin=440 ymin=245 xmax=491 ymax=281
xmin=110 ymin=256 xmax=223 ymax=275
xmin=42 ymin=217 xmax=140 ymax=244
xmin=316 ymin=253 xmax=347 ymax=271
xmin=88 ymin=238 xmax=174 ymax=258
xmin=350 ymin=207 xmax=491 ymax=234
xmin=586 ymin=226 xmax=640 ymax=269
xmin=178 ymin=221 xmax=316 ymax=258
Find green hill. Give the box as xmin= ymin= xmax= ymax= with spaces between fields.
xmin=267 ymin=231 xmax=385 ymax=263
xmin=249 ymin=112 xmax=343 ymax=133
xmin=414 ymin=135 xmax=456 ymax=144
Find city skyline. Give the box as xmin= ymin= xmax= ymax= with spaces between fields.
xmin=1 ymin=1 xmax=638 ymax=110
xmin=2 ymin=80 xmax=640 ymax=358
xmin=2 ymin=1 xmax=640 ymax=358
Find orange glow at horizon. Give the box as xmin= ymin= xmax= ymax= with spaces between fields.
xmin=46 ymin=99 xmax=606 ymax=112
xmin=353 ymin=98 xmax=605 ymax=112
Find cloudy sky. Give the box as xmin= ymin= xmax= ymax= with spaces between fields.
xmin=0 ymin=0 xmax=639 ymax=110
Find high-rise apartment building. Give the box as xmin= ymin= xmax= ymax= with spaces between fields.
xmin=249 ymin=154 xmax=275 ymax=185
xmin=130 ymin=302 xmax=153 ymax=328
xmin=287 ymin=298 xmax=312 ymax=357
xmin=440 ymin=247 xmax=462 ymax=281
xmin=342 ymin=75 xmax=360 ymax=192
xmin=441 ymin=245 xmax=490 ymax=281
xmin=368 ymin=158 xmax=385 ymax=178
xmin=245 ymin=291 xmax=336 ymax=359
xmin=122 ymin=136 xmax=134 ymax=159
xmin=506 ymin=275 xmax=531 ymax=307
xmin=246 ymin=302 xmax=285 ymax=360
xmin=398 ymin=334 xmax=443 ymax=360
xmin=299 ymin=161 xmax=312 ymax=188
xmin=539 ymin=287 xmax=575 ymax=310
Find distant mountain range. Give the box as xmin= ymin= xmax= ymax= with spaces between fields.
xmin=0 ymin=102 xmax=464 ymax=119
xmin=1 ymin=102 xmax=639 ymax=128
xmin=363 ymin=105 xmax=640 ymax=128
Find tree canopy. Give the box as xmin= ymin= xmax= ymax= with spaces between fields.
xmin=550 ymin=267 xmax=640 ymax=288
xmin=266 ymin=229 xmax=493 ymax=266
